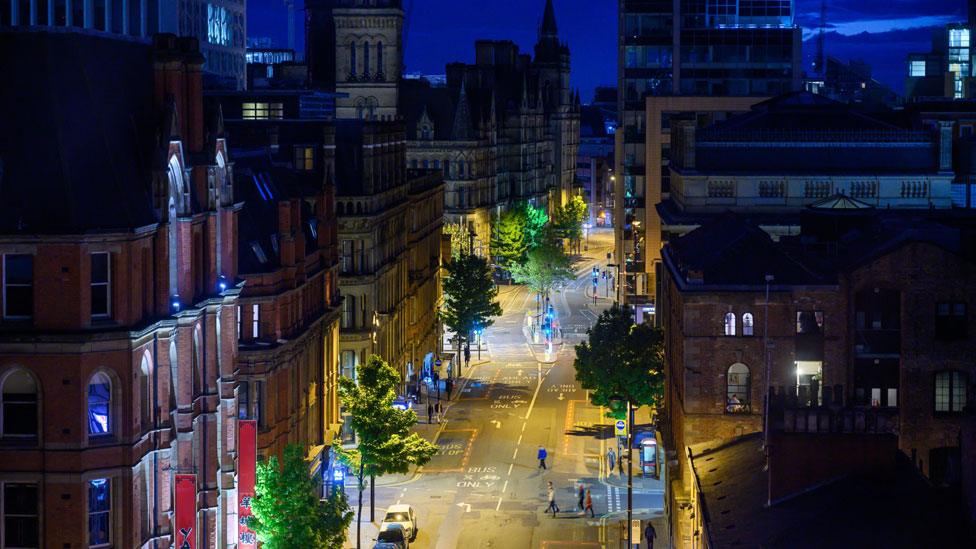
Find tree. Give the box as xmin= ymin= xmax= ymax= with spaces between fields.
xmin=509 ymin=240 xmax=574 ymax=313
xmin=551 ymin=196 xmax=588 ymax=253
xmin=443 ymin=222 xmax=474 ymax=259
xmin=573 ymin=303 xmax=665 ymax=418
xmin=490 ymin=207 xmax=528 ymax=272
xmin=338 ymin=356 xmax=438 ymax=549
xmin=441 ymin=253 xmax=503 ymax=369
xmin=523 ymin=202 xmax=549 ymax=249
xmin=247 ymin=444 xmax=353 ymax=549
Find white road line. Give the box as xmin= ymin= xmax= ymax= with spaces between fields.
xmin=502 ymin=479 xmax=509 ymax=493
xmin=521 ymin=422 xmax=527 ymax=432
xmin=512 ymin=447 xmax=519 ymax=460
xmin=517 ymin=434 xmax=523 ymax=445
xmin=496 ymin=496 xmax=503 ymax=511
xmin=507 ymin=463 xmax=513 ymax=476
xmin=524 ymin=366 xmax=546 ymax=420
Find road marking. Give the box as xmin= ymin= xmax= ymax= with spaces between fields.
xmin=524 ymin=363 xmax=547 ymax=420
xmin=502 ymin=479 xmax=509 ymax=493
xmin=495 ymin=496 xmax=503 ymax=511
xmin=521 ymin=422 xmax=527 ymax=432
xmin=517 ymin=434 xmax=523 ymax=445
xmin=512 ymin=447 xmax=519 ymax=460
xmin=507 ymin=463 xmax=513 ymax=476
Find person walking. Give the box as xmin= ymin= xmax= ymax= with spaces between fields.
xmin=645 ymin=522 xmax=657 ymax=549
xmin=584 ymin=488 xmax=594 ymax=518
xmin=435 ymin=401 xmax=443 ymax=423
xmin=426 ymin=403 xmax=433 ymax=424
xmin=606 ymin=448 xmax=616 ymax=477
xmin=537 ymin=445 xmax=548 ymax=470
xmin=545 ymin=481 xmax=559 ymax=516
xmin=577 ymin=483 xmax=585 ymax=512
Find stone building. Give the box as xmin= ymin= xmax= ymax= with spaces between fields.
xmin=659 ymin=210 xmax=976 ymax=546
xmin=0 ymin=31 xmax=241 ymax=548
xmin=306 ymin=0 xmax=403 ymax=120
xmin=330 ymin=120 xmax=443 ymax=406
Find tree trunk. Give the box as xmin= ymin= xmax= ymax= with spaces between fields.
xmin=356 ymin=462 xmax=365 ymax=549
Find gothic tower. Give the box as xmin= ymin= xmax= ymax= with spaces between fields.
xmin=306 ymin=0 xmax=404 ymax=120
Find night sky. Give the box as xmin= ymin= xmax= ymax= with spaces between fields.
xmin=247 ymin=0 xmax=969 ymax=102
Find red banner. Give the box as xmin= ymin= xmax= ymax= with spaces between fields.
xmin=238 ymin=419 xmax=258 ymax=548
xmin=174 ymin=474 xmax=196 ymax=549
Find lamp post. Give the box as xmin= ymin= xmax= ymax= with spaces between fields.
xmin=762 ymin=274 xmax=774 ymax=450
xmin=610 ymin=395 xmax=636 ymax=548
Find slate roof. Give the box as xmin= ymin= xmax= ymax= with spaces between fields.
xmin=400 ymin=78 xmax=475 ymax=141
xmin=690 ymin=434 xmax=967 ymax=548
xmin=0 ymin=30 xmax=159 ymax=234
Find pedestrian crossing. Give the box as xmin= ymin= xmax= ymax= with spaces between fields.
xmin=605 ymin=485 xmax=622 ymax=514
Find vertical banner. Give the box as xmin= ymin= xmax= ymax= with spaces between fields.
xmin=174 ymin=474 xmax=197 ymax=549
xmin=238 ymin=419 xmax=258 ymax=548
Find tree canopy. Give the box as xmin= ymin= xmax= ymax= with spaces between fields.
xmin=338 ymin=355 xmax=438 ymax=547
xmin=248 ymin=444 xmax=353 ymax=549
xmin=551 ymin=195 xmax=588 ymax=247
xmin=523 ymin=203 xmax=549 ymax=249
xmin=490 ymin=207 xmax=529 ymax=271
xmin=509 ymin=240 xmax=574 ymax=297
xmin=441 ymin=252 xmax=503 ymax=343
xmin=573 ymin=303 xmax=665 ymax=418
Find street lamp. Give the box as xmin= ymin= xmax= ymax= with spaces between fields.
xmin=609 ymin=394 xmax=636 ymax=548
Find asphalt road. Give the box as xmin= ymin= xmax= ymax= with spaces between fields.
xmin=347 ymin=229 xmax=664 ymax=549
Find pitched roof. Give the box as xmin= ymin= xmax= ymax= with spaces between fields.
xmin=0 ymin=30 xmax=158 ymax=234
xmin=540 ymin=0 xmax=558 ymax=36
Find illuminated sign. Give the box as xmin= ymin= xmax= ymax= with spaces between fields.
xmin=175 ymin=474 xmax=197 ymax=549
xmin=238 ymin=420 xmax=257 ymax=548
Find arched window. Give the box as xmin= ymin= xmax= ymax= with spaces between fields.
xmin=362 ymin=42 xmax=370 ymax=77
xmin=139 ymin=354 xmax=152 ymax=431
xmin=723 ymin=312 xmax=736 ymax=336
xmin=726 ymin=363 xmax=750 ymax=413
xmin=742 ymin=313 xmax=754 ymax=336
xmin=349 ymin=42 xmax=357 ymax=77
xmin=87 ymin=372 xmax=112 ymax=436
xmin=376 ymin=42 xmax=384 ymax=76
xmin=1 ymin=369 xmax=38 ymax=438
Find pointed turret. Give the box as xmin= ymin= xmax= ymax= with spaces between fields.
xmin=540 ymin=0 xmax=558 ymax=38
xmin=452 ymin=84 xmax=473 ymax=140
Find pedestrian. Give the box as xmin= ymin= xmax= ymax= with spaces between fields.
xmin=435 ymin=401 xmax=443 ymax=423
xmin=584 ymin=488 xmax=594 ymax=517
xmin=426 ymin=403 xmax=433 ymax=424
xmin=445 ymin=378 xmax=453 ymax=400
xmin=645 ymin=522 xmax=657 ymax=549
xmin=577 ymin=483 xmax=585 ymax=512
xmin=606 ymin=448 xmax=616 ymax=476
xmin=537 ymin=445 xmax=548 ymax=470
xmin=618 ymin=450 xmax=624 ymax=475
xmin=545 ymin=481 xmax=559 ymax=516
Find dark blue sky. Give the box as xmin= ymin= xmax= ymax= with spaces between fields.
xmin=247 ymin=0 xmax=968 ymax=102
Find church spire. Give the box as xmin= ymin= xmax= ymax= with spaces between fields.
xmin=452 ymin=84 xmax=473 ymax=140
xmin=540 ymin=0 xmax=558 ymax=38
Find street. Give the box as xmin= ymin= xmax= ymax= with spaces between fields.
xmin=346 ymin=229 xmax=666 ymax=549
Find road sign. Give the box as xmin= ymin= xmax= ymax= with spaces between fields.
xmin=631 ymin=520 xmax=642 ymax=542
xmin=435 ymin=358 xmax=442 ymax=367
xmin=615 ymin=419 xmax=627 ymax=437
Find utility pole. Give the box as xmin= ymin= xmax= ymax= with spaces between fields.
xmin=627 ymin=400 xmax=634 ymax=549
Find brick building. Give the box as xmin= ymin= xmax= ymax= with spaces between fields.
xmin=0 ymin=31 xmax=241 ymax=548
xmin=660 ymin=208 xmax=976 ymax=546
xmin=206 ymin=87 xmax=346 ymax=465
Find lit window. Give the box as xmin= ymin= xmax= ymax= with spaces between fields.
xmin=88 ymin=478 xmax=111 ymax=547
xmin=742 ymin=313 xmax=754 ymax=336
xmin=3 ymin=254 xmax=32 ymax=319
xmin=242 ymin=102 xmax=283 ymax=120
xmin=723 ymin=312 xmax=736 ymax=336
xmin=251 ymin=304 xmax=260 ymax=339
xmin=726 ymin=363 xmax=750 ymax=413
xmin=294 ymin=146 xmax=314 ymax=171
xmin=935 ymin=371 xmax=968 ymax=413
xmin=949 ymin=28 xmax=970 ymax=48
xmin=909 ymin=60 xmax=926 ymax=77
xmin=87 ymin=373 xmax=112 ymax=436
xmin=90 ymin=252 xmax=111 ymax=318
xmin=1 ymin=370 xmax=38 ymax=437
xmin=3 ymin=483 xmax=39 ymax=548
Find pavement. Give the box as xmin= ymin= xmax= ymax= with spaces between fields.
xmin=343 ymin=228 xmax=668 ymax=549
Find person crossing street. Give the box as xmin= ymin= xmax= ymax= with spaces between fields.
xmin=545 ymin=481 xmax=559 ymax=516
xmin=537 ymin=445 xmax=548 ymax=470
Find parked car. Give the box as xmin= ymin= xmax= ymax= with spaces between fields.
xmin=373 ymin=523 xmax=408 ymax=549
xmin=380 ymin=504 xmax=418 ymax=541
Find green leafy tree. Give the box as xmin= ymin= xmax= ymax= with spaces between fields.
xmin=338 ymin=356 xmax=438 ymax=549
xmin=247 ymin=444 xmax=353 ymax=549
xmin=510 ymin=240 xmax=574 ymax=313
xmin=490 ymin=207 xmax=528 ymax=272
xmin=443 ymin=222 xmax=473 ymax=259
xmin=523 ymin=202 xmax=549 ymax=249
xmin=441 ymin=253 xmax=503 ymax=367
xmin=573 ymin=303 xmax=665 ymax=419
xmin=551 ymin=196 xmax=588 ymax=252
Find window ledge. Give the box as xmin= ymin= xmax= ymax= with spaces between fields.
xmin=87 ymin=434 xmax=116 ymax=446
xmin=0 ymin=436 xmax=39 ymax=448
